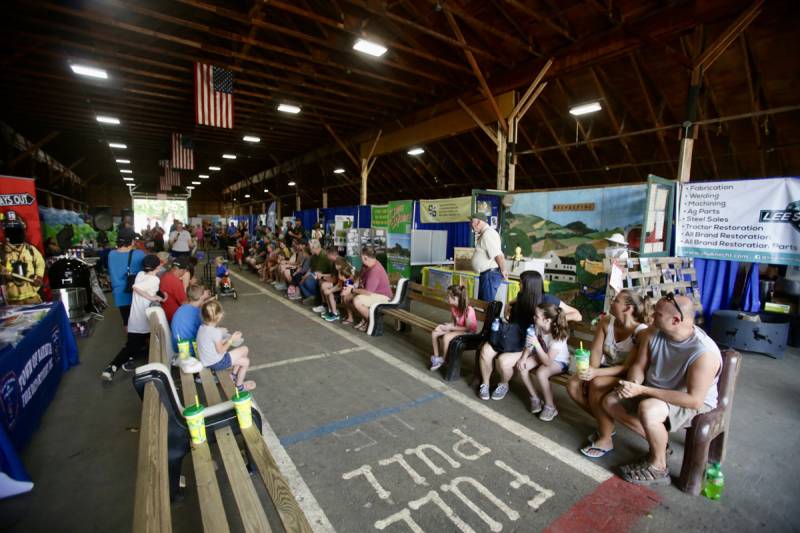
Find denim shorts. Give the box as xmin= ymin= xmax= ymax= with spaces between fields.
xmin=208 ymin=352 xmax=232 ymax=371
xmin=557 ymin=361 xmax=569 ymax=373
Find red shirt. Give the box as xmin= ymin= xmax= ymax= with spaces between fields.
xmin=160 ymin=271 xmax=186 ymax=323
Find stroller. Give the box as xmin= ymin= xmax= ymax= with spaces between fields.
xmin=210 ymin=258 xmax=238 ymax=300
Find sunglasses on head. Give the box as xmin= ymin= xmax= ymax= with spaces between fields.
xmin=664 ymin=292 xmax=683 ymax=322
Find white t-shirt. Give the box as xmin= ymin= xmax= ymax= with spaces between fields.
xmin=471 ymin=225 xmax=503 ymax=273
xmin=127 ymin=272 xmax=160 ymax=334
xmin=539 ymin=330 xmax=570 ymax=365
xmin=196 ymin=324 xmax=225 ymax=367
xmin=169 ymin=229 xmax=192 ymax=252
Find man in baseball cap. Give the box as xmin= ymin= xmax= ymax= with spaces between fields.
xmin=469 ymin=211 xmax=506 ymax=301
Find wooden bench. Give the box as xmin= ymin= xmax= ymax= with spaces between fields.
xmin=133 ymin=311 xmax=313 ymax=532
xmin=381 ymin=282 xmax=502 ymax=381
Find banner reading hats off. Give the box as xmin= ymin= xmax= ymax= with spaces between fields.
xmin=0 ymin=176 xmax=43 ymax=253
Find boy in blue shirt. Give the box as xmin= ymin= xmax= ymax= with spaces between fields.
xmin=171 ymin=284 xmax=211 ymax=357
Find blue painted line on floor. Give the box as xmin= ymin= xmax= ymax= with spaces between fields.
xmin=279 ymin=391 xmax=445 ymax=447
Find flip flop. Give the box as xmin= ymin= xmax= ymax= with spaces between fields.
xmin=354 ymin=320 xmax=367 ymax=330
xmin=580 ymin=444 xmax=614 ymax=458
xmin=356 ymin=322 xmax=368 ymax=332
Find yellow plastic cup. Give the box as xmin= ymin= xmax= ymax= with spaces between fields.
xmin=177 ymin=340 xmax=191 ymax=361
xmin=183 ymin=404 xmax=207 ymax=444
xmin=574 ymin=348 xmax=591 ymax=377
xmin=232 ymin=390 xmax=253 ymax=429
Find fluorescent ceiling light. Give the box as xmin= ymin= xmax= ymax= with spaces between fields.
xmin=115 ymin=159 xmax=130 ymax=164
xmin=288 ymin=181 xmax=296 ymax=186
xmin=198 ymin=174 xmax=209 ymax=179
xmin=191 ymin=181 xmax=201 ymax=185
xmin=353 ymin=38 xmax=387 ymax=57
xmin=120 ymin=169 xmax=132 ymax=174
xmin=222 ymin=154 xmax=236 ymax=159
xmin=108 ymin=143 xmax=127 ymax=149
xmin=277 ymin=103 xmax=301 ymax=114
xmin=209 ymin=166 xmax=221 ymax=171
xmin=263 ymin=188 xmax=269 ymax=193
xmin=243 ymin=135 xmax=261 ymax=143
xmin=123 ymin=177 xmax=134 ymax=181
xmin=569 ymin=101 xmax=602 ymax=116
xmin=244 ymin=194 xmax=251 ymax=198
xmin=70 ymin=64 xmax=107 ymax=79
xmin=407 ymin=147 xmax=424 ymax=155
xmin=96 ymin=115 xmax=120 ymax=125
xmin=334 ymin=168 xmax=345 ymax=174
xmin=186 ymin=186 xmax=195 ymax=190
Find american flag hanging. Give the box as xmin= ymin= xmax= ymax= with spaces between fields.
xmin=159 ymin=160 xmax=180 ymax=189
xmin=171 ymin=133 xmax=194 ymax=170
xmin=195 ymin=63 xmax=234 ymax=128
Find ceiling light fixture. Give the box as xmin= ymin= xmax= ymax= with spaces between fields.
xmin=70 ymin=64 xmax=108 ymax=79
xmin=244 ymin=194 xmax=251 ymax=198
xmin=407 ymin=147 xmax=425 ymax=156
xmin=209 ymin=166 xmax=221 ymax=171
xmin=191 ymin=181 xmax=201 ymax=185
xmin=198 ymin=174 xmax=209 ymax=179
xmin=115 ymin=159 xmax=130 ymax=164
xmin=353 ymin=38 xmax=388 ymax=57
xmin=120 ymin=169 xmax=132 ymax=174
xmin=222 ymin=154 xmax=237 ymax=160
xmin=187 ymin=186 xmax=195 ymax=190
xmin=108 ymin=143 xmax=127 ymax=149
xmin=288 ymin=181 xmax=296 ymax=186
xmin=123 ymin=177 xmax=134 ymax=181
xmin=243 ymin=135 xmax=261 ymax=143
xmin=263 ymin=188 xmax=269 ymax=193
xmin=96 ymin=115 xmax=120 ymax=125
xmin=569 ymin=101 xmax=602 ymax=116
xmin=334 ymin=168 xmax=345 ymax=174
xmin=277 ymin=103 xmax=301 ymax=114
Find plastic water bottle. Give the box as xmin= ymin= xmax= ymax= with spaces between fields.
xmin=525 ymin=325 xmax=536 ymax=348
xmin=491 ymin=318 xmax=500 ymax=332
xmin=702 ymin=462 xmax=724 ymax=500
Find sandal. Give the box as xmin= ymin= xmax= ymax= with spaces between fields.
xmin=354 ymin=320 xmax=367 ymax=330
xmin=620 ymin=463 xmax=671 ymax=486
xmin=620 ymin=446 xmax=673 ymax=474
xmin=356 ymin=322 xmax=368 ymax=332
xmin=580 ymin=444 xmax=614 ymax=458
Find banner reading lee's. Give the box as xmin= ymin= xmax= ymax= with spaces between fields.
xmin=676 ymin=177 xmax=800 ymax=265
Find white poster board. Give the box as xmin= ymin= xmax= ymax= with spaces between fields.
xmin=676 ymin=177 xmax=800 ymax=265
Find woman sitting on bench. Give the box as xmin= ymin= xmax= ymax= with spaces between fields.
xmin=567 ymin=289 xmax=650 ymax=458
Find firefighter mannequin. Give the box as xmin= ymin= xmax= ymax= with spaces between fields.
xmin=1 ymin=211 xmax=45 ymax=305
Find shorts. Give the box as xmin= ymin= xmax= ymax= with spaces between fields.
xmin=354 ymin=293 xmax=390 ymax=307
xmin=619 ymin=396 xmax=712 ymax=432
xmin=557 ymin=361 xmax=569 ymax=373
xmin=207 ymin=352 xmax=233 ymax=371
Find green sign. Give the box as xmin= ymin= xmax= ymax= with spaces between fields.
xmin=388 ymin=200 xmax=413 ymax=234
xmin=371 ymin=204 xmax=389 ymax=229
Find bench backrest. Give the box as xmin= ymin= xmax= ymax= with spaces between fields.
xmin=717 ymin=349 xmax=741 ymax=425
xmin=391 ymin=278 xmax=410 ymax=305
xmin=146 ymin=307 xmax=175 ymax=364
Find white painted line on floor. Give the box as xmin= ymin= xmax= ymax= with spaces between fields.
xmin=232 ymin=272 xmax=613 ymax=485
xmin=249 ymin=347 xmax=363 ymax=372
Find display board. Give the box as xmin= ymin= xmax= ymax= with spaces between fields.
xmin=419 ymin=196 xmax=471 ymax=223
xmin=387 ymin=200 xmax=412 ymax=281
xmin=132 ymin=198 xmax=188 ymax=233
xmin=676 ymin=177 xmax=800 ymax=266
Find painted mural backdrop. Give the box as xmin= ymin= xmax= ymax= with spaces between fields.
xmin=502 ymin=184 xmax=647 ymax=318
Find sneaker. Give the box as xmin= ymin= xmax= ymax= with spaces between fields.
xmin=429 ymin=356 xmax=445 ymax=371
xmin=312 ymin=305 xmax=327 ymax=314
xmin=323 ymin=312 xmax=340 ymax=322
xmin=491 ymin=383 xmax=509 ymax=400
xmin=478 ymin=384 xmax=490 ymax=401
xmin=539 ymin=405 xmax=558 ymax=422
xmin=101 ymin=365 xmax=118 ymax=381
xmin=530 ymin=395 xmax=544 ymax=414
xmin=121 ymin=360 xmax=136 ymax=372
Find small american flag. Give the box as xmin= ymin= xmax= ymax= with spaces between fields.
xmin=195 ymin=63 xmax=234 ymax=128
xmin=159 ymin=160 xmax=180 ymax=189
xmin=171 ymin=133 xmax=194 ymax=170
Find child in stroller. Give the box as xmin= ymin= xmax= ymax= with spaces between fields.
xmin=214 ymin=256 xmax=238 ymax=299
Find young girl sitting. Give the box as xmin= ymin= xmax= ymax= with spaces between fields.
xmin=430 ymin=285 xmax=478 ymax=371
xmin=319 ymin=257 xmax=353 ymax=321
xmin=196 ymin=300 xmax=256 ymax=391
xmin=509 ymin=303 xmax=570 ymax=421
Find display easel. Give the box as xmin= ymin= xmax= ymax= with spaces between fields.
xmin=604 ymin=257 xmax=703 ymax=322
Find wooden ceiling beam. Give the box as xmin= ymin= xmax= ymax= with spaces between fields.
xmin=503 ymin=0 xmax=575 ymax=43
xmin=535 ymin=106 xmax=583 ymax=183
xmin=629 ymin=53 xmax=675 ymax=175
xmin=9 ymin=131 xmax=59 ymax=169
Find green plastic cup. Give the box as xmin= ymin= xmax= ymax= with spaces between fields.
xmin=574 ymin=348 xmax=591 ymax=377
xmin=183 ymin=403 xmax=207 ymax=444
xmin=232 ymin=390 xmax=253 ymax=429
xmin=177 ymin=339 xmax=191 ymax=360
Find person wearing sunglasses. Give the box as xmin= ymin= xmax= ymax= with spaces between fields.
xmin=600 ymin=292 xmax=722 ymax=487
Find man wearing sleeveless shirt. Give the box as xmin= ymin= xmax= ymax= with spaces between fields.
xmin=602 ymin=294 xmax=721 ymax=486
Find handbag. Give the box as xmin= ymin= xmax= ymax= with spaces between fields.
xmin=123 ymin=251 xmax=136 ymax=293
xmin=488 ymin=319 xmax=526 ymax=353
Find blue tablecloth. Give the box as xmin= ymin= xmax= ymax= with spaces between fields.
xmin=0 ymin=303 xmax=78 ymax=497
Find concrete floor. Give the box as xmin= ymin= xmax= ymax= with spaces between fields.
xmin=2 ymin=266 xmax=799 ymax=532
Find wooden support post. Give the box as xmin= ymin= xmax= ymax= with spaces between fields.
xmin=322 ymin=189 xmax=328 ymax=209
xmin=360 ymin=158 xmax=369 ymax=206
xmin=677 ymin=135 xmax=695 ymax=183
xmin=496 ymin=124 xmax=507 ymax=190
xmin=295 ymin=193 xmax=300 ymax=212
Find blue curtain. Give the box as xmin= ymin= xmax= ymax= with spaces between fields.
xmin=412 ymin=201 xmax=472 ymax=260
xmin=357 ymin=205 xmax=371 ymax=228
xmin=320 ymin=206 xmax=358 ymax=229
xmin=696 ymin=259 xmax=738 ymax=324
xmin=292 ymin=208 xmax=319 ymax=230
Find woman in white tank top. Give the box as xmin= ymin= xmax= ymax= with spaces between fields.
xmin=567 ymin=289 xmax=651 ymax=458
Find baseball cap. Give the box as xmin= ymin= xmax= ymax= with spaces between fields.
xmin=117 ymin=227 xmax=136 ymax=246
xmin=172 ymin=256 xmax=191 ymax=269
xmin=142 ymin=254 xmax=161 ymax=272
xmin=470 ymin=212 xmax=488 ymax=222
